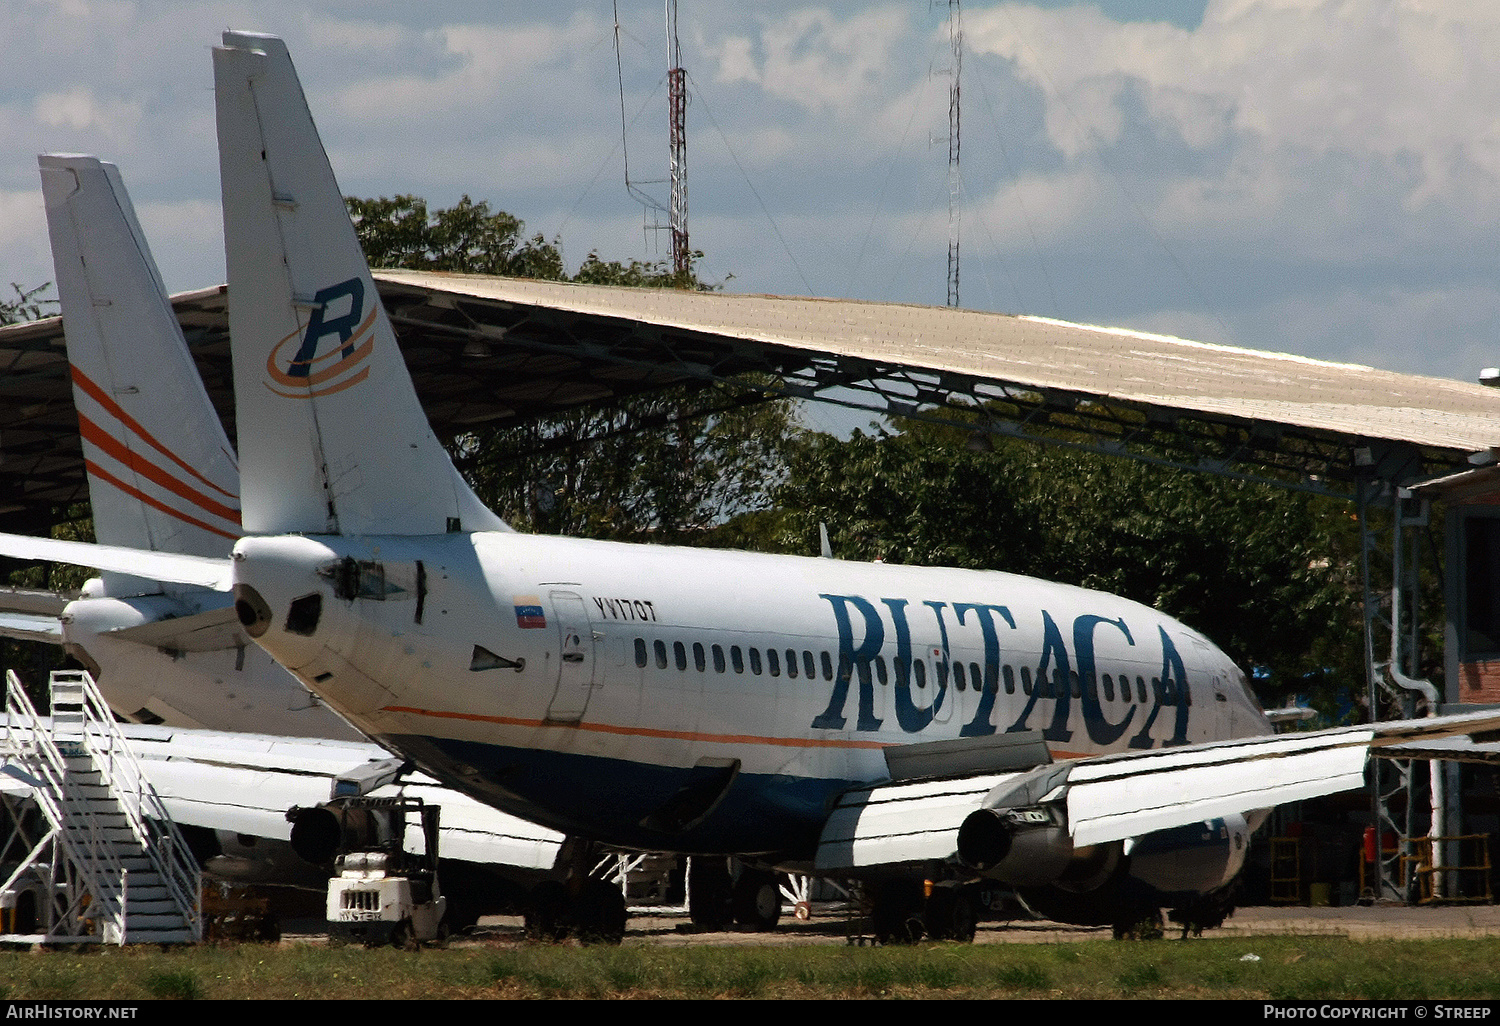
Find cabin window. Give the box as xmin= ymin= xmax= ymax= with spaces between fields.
xmin=749 ymin=648 xmax=762 ymax=675
xmin=875 ymin=657 xmax=888 ymax=686
xmin=821 ymin=651 xmax=834 ymax=681
xmin=1137 ymin=676 xmax=1148 ymax=703
xmin=674 ymin=641 xmax=688 ymax=671
xmin=768 ymin=649 xmax=781 ymax=677
xmin=1102 ymin=673 xmax=1115 ymax=701
xmin=913 ymin=659 xmax=926 ymax=689
xmin=954 ymin=663 xmax=966 ymax=691
xmin=712 ymin=644 xmax=726 ymax=673
xmin=1003 ymin=665 xmax=1015 ymax=695
xmin=784 ymin=649 xmax=797 ymax=679
xmin=983 ymin=662 xmax=997 ymax=694
xmin=654 ymin=640 xmax=668 ymax=669
xmin=693 ymin=642 xmax=706 ymax=673
xmin=804 ymin=651 xmax=817 ymax=680
xmin=893 ymin=655 xmax=907 ymax=684
xmin=731 ymin=646 xmax=745 ymax=673
xmin=1020 ymin=666 xmax=1032 ymax=695
xmin=837 ymin=654 xmax=853 ymax=683
xmin=635 ymin=638 xmax=648 ymax=668
xmin=1071 ymin=671 xmax=1082 ymax=699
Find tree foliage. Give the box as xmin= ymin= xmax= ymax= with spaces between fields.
xmin=348 ymin=195 xmax=795 ymax=541
xmin=347 ymin=195 xmax=565 ymax=279
xmin=770 ymin=417 xmax=1368 ymax=713
xmin=0 ymin=282 xmax=55 ymax=326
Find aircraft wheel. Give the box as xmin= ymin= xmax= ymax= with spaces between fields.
xmin=732 ymin=869 xmax=782 ymax=930
xmin=688 ymin=856 xmax=733 ymax=930
xmin=389 ymin=918 xmax=419 ymax=951
xmin=923 ymin=885 xmax=977 ymax=943
xmin=871 ymin=881 xmax=924 ymax=945
xmin=524 ymin=880 xmax=569 ymax=942
xmin=575 ymin=879 xmax=628 ymax=946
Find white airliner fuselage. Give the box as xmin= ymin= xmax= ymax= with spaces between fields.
xmin=232 ymin=530 xmax=1270 ymax=855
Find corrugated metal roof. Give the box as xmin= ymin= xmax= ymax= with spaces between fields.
xmin=376 ymin=270 xmax=1500 ymax=454
xmin=2 ymin=271 xmax=1498 ymax=534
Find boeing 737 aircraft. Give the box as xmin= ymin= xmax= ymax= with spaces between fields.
xmin=9 ymin=32 xmax=1500 ymax=942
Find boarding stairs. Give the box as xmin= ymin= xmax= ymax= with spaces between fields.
xmin=0 ymin=669 xmax=201 ymax=944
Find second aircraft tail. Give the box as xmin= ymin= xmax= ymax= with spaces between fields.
xmin=40 ymin=154 xmax=242 ymax=595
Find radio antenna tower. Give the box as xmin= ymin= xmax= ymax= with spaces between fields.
xmin=666 ymin=0 xmax=691 ymax=278
xmin=613 ymin=1 xmax=691 ymax=278
xmin=945 ymin=0 xmax=962 ymax=307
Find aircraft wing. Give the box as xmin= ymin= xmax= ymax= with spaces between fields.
xmin=120 ymin=723 xmax=566 ymax=870
xmin=815 ymin=710 xmax=1500 ymax=873
xmin=0 ymin=534 xmax=228 ymax=590
xmin=3 ymin=719 xmax=565 ymax=873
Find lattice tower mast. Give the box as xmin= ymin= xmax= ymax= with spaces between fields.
xmin=947 ymin=0 xmax=962 ymax=307
xmin=666 ymin=0 xmax=690 ymax=278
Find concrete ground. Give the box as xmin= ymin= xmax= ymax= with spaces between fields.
xmin=431 ymin=902 xmax=1500 ymax=947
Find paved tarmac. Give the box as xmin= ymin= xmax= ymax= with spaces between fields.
xmin=446 ymin=903 xmax=1500 ymax=947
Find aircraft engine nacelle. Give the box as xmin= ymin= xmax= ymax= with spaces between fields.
xmin=956 ymin=805 xmax=1122 ymax=890
xmin=287 ymin=802 xmax=402 ymax=866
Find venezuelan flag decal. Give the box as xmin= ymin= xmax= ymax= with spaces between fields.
xmin=513 ymin=595 xmax=546 ymax=629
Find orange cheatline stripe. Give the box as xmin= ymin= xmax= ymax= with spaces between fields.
xmin=80 ymin=413 xmax=241 ymax=524
xmin=85 ymin=459 xmax=240 ymax=541
xmin=70 ymin=367 xmax=238 ymax=500
xmin=380 ymin=705 xmax=893 ymax=750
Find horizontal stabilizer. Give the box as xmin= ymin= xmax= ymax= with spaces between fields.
xmin=0 ymin=612 xmax=64 ymax=646
xmin=103 ymin=605 xmax=245 ymax=653
xmin=0 ymin=534 xmax=228 ymax=590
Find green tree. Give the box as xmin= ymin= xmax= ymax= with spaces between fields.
xmin=348 ymin=194 xmax=566 ymax=279
xmin=348 ymin=195 xmax=797 ymax=541
xmin=771 ymin=417 xmax=1367 ymax=715
xmin=0 ymin=282 xmax=55 ymax=326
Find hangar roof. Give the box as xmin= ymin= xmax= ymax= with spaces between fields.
xmin=1 ymin=271 xmax=1497 ymax=536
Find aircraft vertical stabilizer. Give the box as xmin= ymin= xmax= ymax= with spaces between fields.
xmin=40 ymin=155 xmax=242 ymax=595
xmin=212 ymin=31 xmax=507 ymax=537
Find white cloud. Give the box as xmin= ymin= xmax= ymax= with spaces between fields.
xmin=34 ymin=86 xmax=143 ymax=143
xmin=704 ymin=6 xmax=916 ymax=115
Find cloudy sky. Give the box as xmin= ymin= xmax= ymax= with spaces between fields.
xmin=1 ymin=1 xmax=1497 ymax=383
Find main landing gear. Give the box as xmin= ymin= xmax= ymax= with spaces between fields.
xmin=868 ymin=880 xmax=979 ymax=944
xmin=524 ymin=841 xmax=629 ymax=945
xmin=524 ymin=878 xmax=628 ymax=945
xmin=686 ymin=857 xmax=783 ymax=932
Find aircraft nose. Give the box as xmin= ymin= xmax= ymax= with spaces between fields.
xmin=230 ymin=535 xmax=337 ymax=668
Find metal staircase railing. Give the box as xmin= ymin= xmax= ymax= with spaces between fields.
xmin=0 ymin=670 xmax=201 ymax=943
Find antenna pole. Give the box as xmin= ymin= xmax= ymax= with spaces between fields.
xmin=666 ymin=0 xmax=690 ymax=278
xmin=946 ymin=0 xmax=962 ymax=307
